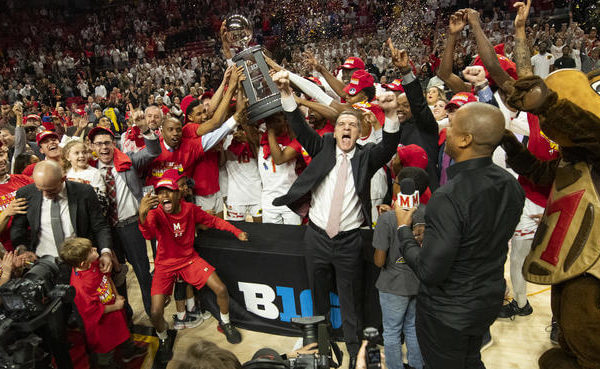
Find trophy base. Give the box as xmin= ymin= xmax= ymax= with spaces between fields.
xmin=247 ymin=94 xmax=283 ymax=123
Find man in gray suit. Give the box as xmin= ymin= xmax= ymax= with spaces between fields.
xmin=88 ymin=117 xmax=160 ymax=316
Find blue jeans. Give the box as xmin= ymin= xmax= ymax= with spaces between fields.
xmin=379 ymin=292 xmax=423 ymax=369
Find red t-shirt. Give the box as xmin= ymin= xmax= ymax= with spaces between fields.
xmin=139 ymin=201 xmax=242 ymax=272
xmin=146 ymin=137 xmax=205 ymax=190
xmin=0 ymin=175 xmax=34 ymax=251
xmin=519 ymin=114 xmax=560 ymax=207
xmin=183 ymin=123 xmax=221 ymax=196
xmin=70 ymin=260 xmax=130 ymax=353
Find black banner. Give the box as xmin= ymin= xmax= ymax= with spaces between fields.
xmin=195 ymin=222 xmax=382 ymax=339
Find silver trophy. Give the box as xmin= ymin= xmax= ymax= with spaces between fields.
xmin=225 ymin=14 xmax=282 ymax=123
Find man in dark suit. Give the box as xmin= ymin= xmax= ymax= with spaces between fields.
xmin=11 ymin=160 xmax=113 ymax=276
xmin=271 ymin=71 xmax=402 ymax=367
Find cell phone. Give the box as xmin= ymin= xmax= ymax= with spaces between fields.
xmin=366 ymin=347 xmax=381 ymax=368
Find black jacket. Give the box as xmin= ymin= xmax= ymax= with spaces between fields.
xmin=401 ymin=78 xmax=440 ymax=190
xmin=273 ymin=108 xmax=401 ymax=227
xmin=398 ymin=157 xmax=524 ymax=333
xmin=11 ymin=181 xmax=112 ymax=253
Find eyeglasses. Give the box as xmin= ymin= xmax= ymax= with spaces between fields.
xmin=92 ymin=141 xmax=113 ymax=147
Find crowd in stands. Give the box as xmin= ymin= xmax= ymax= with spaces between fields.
xmin=0 ymin=0 xmax=599 ymax=368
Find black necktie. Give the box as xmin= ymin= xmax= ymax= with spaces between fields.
xmin=51 ymin=198 xmax=65 ymax=250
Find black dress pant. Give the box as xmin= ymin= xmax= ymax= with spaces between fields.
xmin=111 ymin=220 xmax=153 ymax=316
xmin=416 ymin=306 xmax=486 ymax=369
xmin=305 ymin=223 xmax=364 ymax=358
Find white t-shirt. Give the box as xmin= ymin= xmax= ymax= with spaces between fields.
xmin=258 ymin=146 xmax=298 ymax=210
xmin=531 ymin=53 xmax=555 ymax=78
xmin=224 ymin=136 xmax=262 ymax=206
xmin=66 ymin=166 xmax=107 ymax=197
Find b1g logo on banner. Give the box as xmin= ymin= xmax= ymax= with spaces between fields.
xmin=237 ymin=282 xmax=342 ymax=329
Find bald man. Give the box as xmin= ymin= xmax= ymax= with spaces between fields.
xmin=394 ymin=103 xmax=525 ymax=369
xmin=11 ymin=160 xmax=113 ymax=277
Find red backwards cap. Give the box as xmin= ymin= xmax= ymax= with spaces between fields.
xmin=384 ymin=79 xmax=405 ymax=92
xmin=397 ymin=144 xmax=428 ymax=170
xmin=471 ymin=44 xmax=518 ymax=86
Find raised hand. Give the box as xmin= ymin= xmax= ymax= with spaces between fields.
xmin=387 ymin=38 xmax=411 ymax=74
xmin=303 ymin=51 xmax=320 ymax=70
xmin=272 ymin=70 xmax=292 ymax=97
xmin=514 ymin=0 xmax=532 ymax=30
xmin=462 ymin=65 xmax=487 ymax=85
xmin=377 ymin=91 xmax=399 ymax=118
xmin=449 ymin=10 xmax=468 ymax=35
xmin=465 ymin=8 xmax=482 ymax=28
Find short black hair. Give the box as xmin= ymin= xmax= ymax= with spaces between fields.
xmin=396 ymin=167 xmax=429 ymax=194
xmin=186 ymin=99 xmax=202 ymax=119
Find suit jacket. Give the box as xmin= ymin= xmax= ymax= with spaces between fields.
xmin=273 ymin=108 xmax=401 ymax=227
xmin=400 ymin=79 xmax=440 ymax=190
xmin=10 ymin=181 xmax=112 ymax=253
xmin=94 ymin=135 xmax=161 ymax=202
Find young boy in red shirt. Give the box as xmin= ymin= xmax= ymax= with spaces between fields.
xmin=60 ymin=238 xmax=147 ymax=369
xmin=138 ymin=176 xmax=248 ymax=362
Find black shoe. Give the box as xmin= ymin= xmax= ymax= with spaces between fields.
xmin=157 ymin=335 xmax=174 ymax=363
xmin=549 ymin=320 xmax=560 ymax=345
xmin=498 ymin=299 xmax=533 ymax=319
xmin=480 ymin=331 xmax=493 ymax=352
xmin=219 ymin=322 xmax=242 ymax=344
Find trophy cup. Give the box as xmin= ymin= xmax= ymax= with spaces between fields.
xmin=225 ymin=14 xmax=283 ymax=123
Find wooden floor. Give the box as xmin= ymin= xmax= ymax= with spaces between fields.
xmin=125 ymin=243 xmax=555 ymax=369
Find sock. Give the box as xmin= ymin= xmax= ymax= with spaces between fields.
xmin=186 ymin=297 xmax=195 ymax=311
xmin=157 ymin=330 xmax=168 ymax=340
xmin=176 ymin=311 xmax=186 ymax=320
xmin=220 ymin=312 xmax=230 ymax=324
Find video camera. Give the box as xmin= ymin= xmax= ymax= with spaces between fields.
xmin=0 ymin=256 xmax=75 ymax=368
xmin=242 ymin=316 xmax=342 ymax=369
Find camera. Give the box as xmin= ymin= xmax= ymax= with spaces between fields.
xmin=0 ymin=256 xmax=75 ymax=368
xmin=242 ymin=316 xmax=342 ymax=369
xmin=0 ymin=256 xmax=74 ymax=321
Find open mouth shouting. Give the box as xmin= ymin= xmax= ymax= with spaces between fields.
xmin=162 ymin=199 xmax=173 ymax=213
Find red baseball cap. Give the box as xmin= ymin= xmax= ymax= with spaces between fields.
xmin=340 ymin=57 xmax=365 ymax=70
xmin=384 ymin=79 xmax=405 ymax=92
xmin=445 ymin=92 xmax=478 ymax=110
xmin=88 ymin=126 xmax=114 ymax=142
xmin=343 ymin=70 xmax=375 ymax=96
xmin=471 ymin=44 xmax=518 ymax=86
xmin=155 ymin=177 xmax=179 ymax=191
xmin=36 ymin=130 xmax=59 ymax=145
xmin=162 ymin=168 xmax=184 ymax=182
xmin=397 ymin=144 xmax=428 ymax=170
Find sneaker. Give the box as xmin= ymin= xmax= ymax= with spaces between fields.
xmin=549 ymin=320 xmax=560 ymax=345
xmin=121 ymin=343 xmax=147 ymax=363
xmin=219 ymin=322 xmax=242 ymax=344
xmin=498 ymin=300 xmax=533 ymax=319
xmin=187 ymin=305 xmax=212 ymax=320
xmin=157 ymin=335 xmax=173 ymax=363
xmin=173 ymin=313 xmax=203 ymax=330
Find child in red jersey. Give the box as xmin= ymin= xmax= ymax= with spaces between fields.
xmin=60 ymin=238 xmax=146 ymax=369
xmin=138 ymin=176 xmax=248 ymax=362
